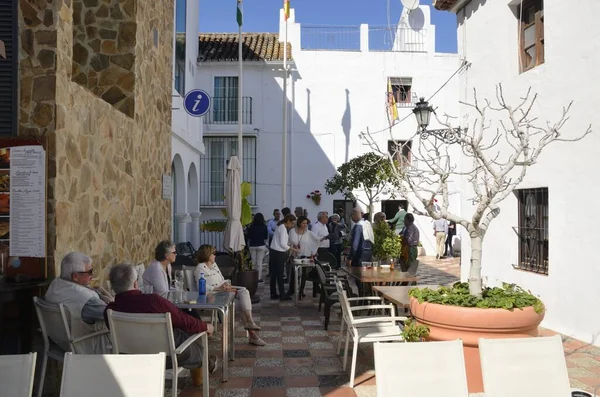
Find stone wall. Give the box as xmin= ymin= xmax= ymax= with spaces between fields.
xmin=72 ymin=0 xmax=136 ymax=118
xmin=18 ymin=0 xmax=174 ymax=276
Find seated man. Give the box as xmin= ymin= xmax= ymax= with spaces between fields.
xmin=44 ymin=252 xmax=112 ymax=354
xmin=104 ymin=263 xmax=217 ymax=384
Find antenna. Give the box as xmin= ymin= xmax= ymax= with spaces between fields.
xmin=400 ymin=0 xmax=420 ymax=11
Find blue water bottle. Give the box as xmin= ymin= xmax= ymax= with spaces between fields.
xmin=198 ymin=272 xmax=206 ymax=296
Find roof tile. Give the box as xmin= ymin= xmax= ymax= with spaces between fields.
xmin=192 ymin=33 xmax=293 ymax=62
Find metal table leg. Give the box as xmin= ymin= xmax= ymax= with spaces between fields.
xmin=229 ymin=301 xmax=235 ymax=361
xmin=219 ymin=307 xmax=228 ymax=382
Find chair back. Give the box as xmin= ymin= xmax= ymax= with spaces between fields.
xmin=134 ymin=263 xmax=145 ymax=288
xmin=33 ymin=297 xmax=73 ymax=352
xmin=317 ymin=250 xmax=337 ymax=269
xmin=59 ymin=352 xmax=166 ymax=397
xmin=176 ymin=242 xmax=196 ymax=257
xmin=479 ymin=335 xmax=571 ymax=397
xmin=182 ymin=265 xmax=197 ymax=292
xmin=374 ymin=340 xmax=469 ymax=397
xmin=215 ymin=254 xmax=238 ymax=280
xmin=334 ymin=278 xmax=353 ymax=323
xmin=0 ymin=353 xmax=37 ymax=397
xmin=107 ymin=310 xmax=176 ymax=357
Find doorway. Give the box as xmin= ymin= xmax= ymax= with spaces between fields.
xmin=333 ymin=199 xmax=355 ymax=225
xmin=381 ymin=200 xmax=408 ymax=221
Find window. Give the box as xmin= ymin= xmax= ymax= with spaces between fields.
xmin=200 ymin=136 xmax=257 ymax=206
xmin=515 ymin=187 xmax=548 ymax=274
xmin=174 ymin=60 xmax=185 ymax=96
xmin=389 ymin=77 xmax=413 ymax=107
xmin=388 ymin=140 xmax=412 ymax=167
xmin=213 ymin=76 xmax=239 ymax=123
xmin=519 ymin=0 xmax=544 ymax=72
xmin=175 ymin=0 xmax=187 ymax=33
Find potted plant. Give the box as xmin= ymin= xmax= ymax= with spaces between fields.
xmin=306 ymin=190 xmax=322 ymax=205
xmin=416 ymin=241 xmax=426 ymax=257
xmin=401 ymin=318 xmax=430 ymax=342
xmin=361 ymin=87 xmax=591 ymax=392
xmin=372 ymin=220 xmax=402 ymax=265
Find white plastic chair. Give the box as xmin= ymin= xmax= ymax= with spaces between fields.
xmin=335 ymin=279 xmax=406 ymax=388
xmin=33 ymin=297 xmax=110 ymax=397
xmin=0 ymin=353 xmax=37 ymax=397
xmin=373 ymin=340 xmax=469 ymax=397
xmin=182 ymin=265 xmax=197 ymax=292
xmin=59 ymin=353 xmax=166 ymax=397
xmin=134 ymin=263 xmax=145 ymax=288
xmin=107 ymin=310 xmax=209 ymax=397
xmin=479 ymin=335 xmax=595 ymax=397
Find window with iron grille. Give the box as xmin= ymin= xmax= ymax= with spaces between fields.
xmin=200 ymin=136 xmax=256 ymax=206
xmin=0 ymin=1 xmax=17 ymax=135
xmin=515 ymin=187 xmax=548 ymax=275
xmin=389 ymin=77 xmax=414 ymax=108
xmin=388 ymin=140 xmax=412 ymax=167
xmin=213 ymin=77 xmax=239 ymax=123
xmin=518 ymin=0 xmax=544 ymax=73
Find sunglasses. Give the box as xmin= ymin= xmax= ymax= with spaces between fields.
xmin=76 ymin=269 xmax=94 ymax=276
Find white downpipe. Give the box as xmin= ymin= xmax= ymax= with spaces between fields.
xmin=238 ymin=24 xmax=243 ymax=169
xmin=281 ymin=19 xmax=289 ymax=209
xmin=290 ymin=76 xmax=295 ymax=211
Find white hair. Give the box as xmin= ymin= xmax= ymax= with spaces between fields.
xmin=60 ymin=252 xmax=92 ymax=279
xmin=109 ymin=264 xmax=138 ymax=295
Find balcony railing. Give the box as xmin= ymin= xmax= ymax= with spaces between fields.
xmin=300 ymin=25 xmax=361 ymax=51
xmin=369 ymin=26 xmax=427 ymax=52
xmin=203 ymin=96 xmax=253 ymax=125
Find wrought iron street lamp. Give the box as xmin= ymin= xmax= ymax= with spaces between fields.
xmin=412 ymin=97 xmax=462 ymax=144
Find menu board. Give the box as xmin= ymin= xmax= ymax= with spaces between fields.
xmin=4 ymin=146 xmax=46 ymax=258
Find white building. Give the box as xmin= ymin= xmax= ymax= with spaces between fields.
xmin=434 ymin=0 xmax=600 ymax=345
xmin=187 ymin=5 xmax=461 ymax=253
xmin=171 ymin=0 xmax=204 ymax=247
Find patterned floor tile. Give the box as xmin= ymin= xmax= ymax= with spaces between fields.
xmin=252 ymin=376 xmax=285 ymax=388
xmin=285 ymin=387 xmax=322 ymax=397
xmin=283 ymin=349 xmax=311 ymax=358
xmin=255 ymin=357 xmax=284 ymax=367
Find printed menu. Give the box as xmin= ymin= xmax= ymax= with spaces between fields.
xmin=7 ymin=146 xmax=46 ymax=258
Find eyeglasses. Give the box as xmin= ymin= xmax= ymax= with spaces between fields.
xmin=76 ymin=269 xmax=94 ymax=276
xmin=168 ymin=251 xmax=177 ymax=255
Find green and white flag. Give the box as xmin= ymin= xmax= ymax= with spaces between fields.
xmin=237 ymin=0 xmax=243 ymax=27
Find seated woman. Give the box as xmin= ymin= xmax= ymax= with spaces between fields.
xmin=194 ymin=245 xmax=266 ymax=346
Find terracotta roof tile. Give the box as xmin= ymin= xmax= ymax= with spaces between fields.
xmin=194 ymin=33 xmax=293 ymax=62
xmin=433 ymin=0 xmax=459 ymax=11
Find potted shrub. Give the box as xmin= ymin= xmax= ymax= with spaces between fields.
xmin=361 ymin=87 xmax=590 ymax=392
xmin=401 ymin=318 xmax=430 ymax=342
xmin=372 ymin=220 xmax=402 ymax=265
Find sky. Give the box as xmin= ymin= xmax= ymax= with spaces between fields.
xmin=189 ymin=0 xmax=458 ymax=53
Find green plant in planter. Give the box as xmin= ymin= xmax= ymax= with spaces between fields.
xmin=409 ymin=282 xmax=545 ymax=314
xmin=401 ymin=318 xmax=431 ymax=342
xmin=373 ymin=220 xmax=402 ymax=261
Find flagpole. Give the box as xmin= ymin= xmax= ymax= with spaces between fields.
xmin=281 ymin=4 xmax=289 ymax=209
xmin=237 ymin=1 xmax=243 ymax=171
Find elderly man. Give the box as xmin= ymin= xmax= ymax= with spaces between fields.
xmin=104 ymin=264 xmax=216 ymax=384
xmin=401 ymin=213 xmax=420 ymax=275
xmin=44 ymin=252 xmax=112 ymax=354
xmin=312 ymin=211 xmax=335 ymax=256
xmin=347 ymin=208 xmax=374 ymax=268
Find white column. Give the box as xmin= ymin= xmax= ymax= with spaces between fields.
xmin=190 ymin=212 xmax=202 ymax=249
xmin=175 ymin=213 xmax=192 ymax=243
xmin=360 ymin=24 xmax=369 ymax=52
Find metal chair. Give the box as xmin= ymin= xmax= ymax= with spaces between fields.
xmin=33 ymin=297 xmax=110 ymax=397
xmin=59 ymin=353 xmax=166 ymax=397
xmin=107 ymin=310 xmax=209 ymax=397
xmin=0 ymin=353 xmax=37 ymax=397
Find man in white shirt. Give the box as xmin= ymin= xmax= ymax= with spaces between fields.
xmin=312 ymin=211 xmax=334 ymax=255
xmin=433 ymin=218 xmax=449 ymax=260
xmin=267 ymin=208 xmax=281 ymax=245
xmin=45 ymin=252 xmax=112 ymax=354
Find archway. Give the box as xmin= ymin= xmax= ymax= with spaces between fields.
xmin=171 ymin=154 xmax=186 ymax=241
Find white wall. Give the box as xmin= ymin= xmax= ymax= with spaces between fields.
xmin=454 ymin=0 xmax=600 ymax=345
xmin=194 ymin=6 xmax=461 ymax=255
xmin=171 ymin=0 xmax=205 ymax=246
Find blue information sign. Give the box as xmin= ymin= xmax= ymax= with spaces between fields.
xmin=184 ymin=89 xmax=211 ymax=117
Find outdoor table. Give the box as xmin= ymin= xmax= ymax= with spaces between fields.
xmin=341 ymin=266 xmax=418 ymax=296
xmin=292 ymin=261 xmax=329 ymax=305
xmin=168 ymin=290 xmax=235 ymax=382
xmin=372 ymin=284 xmax=441 ymax=313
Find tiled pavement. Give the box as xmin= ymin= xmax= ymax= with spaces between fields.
xmin=178 ymin=256 xmax=600 ymax=396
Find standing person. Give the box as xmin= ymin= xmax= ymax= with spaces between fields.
xmin=387 ymin=205 xmax=407 ymax=235
xmin=269 ymin=214 xmax=297 ymax=300
xmin=294 ymin=207 xmax=304 ymax=218
xmin=445 ymin=220 xmax=456 ymax=258
xmin=143 ymin=240 xmax=176 ymax=296
xmin=361 ymin=214 xmax=375 ymax=262
xmin=287 ymin=216 xmax=327 ymax=297
xmin=194 ymin=245 xmax=266 ymax=346
xmin=401 ymin=213 xmax=420 ymax=276
xmin=348 ymin=208 xmax=365 ymax=268
xmin=328 ymin=214 xmax=345 ymax=270
xmin=247 ymin=213 xmax=269 ymax=282
xmin=281 ymin=207 xmax=291 ymax=217
xmin=433 ymin=218 xmax=448 ymax=260
xmin=267 ymin=209 xmax=281 ymax=246
xmin=312 ymin=211 xmax=335 ymax=257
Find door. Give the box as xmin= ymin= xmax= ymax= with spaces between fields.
xmin=381 ymin=200 xmax=408 ymax=222
xmin=332 ymin=200 xmax=355 ymax=225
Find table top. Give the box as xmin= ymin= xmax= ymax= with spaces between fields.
xmin=372 ymin=285 xmax=441 ymax=307
xmin=169 ymin=291 xmax=235 ymax=310
xmin=0 ymin=279 xmax=49 ymax=293
xmin=341 ymin=267 xmax=419 ymax=283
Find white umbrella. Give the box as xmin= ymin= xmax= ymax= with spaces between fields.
xmin=223 ymin=156 xmax=245 ymax=252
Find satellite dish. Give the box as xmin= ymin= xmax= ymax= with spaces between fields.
xmin=401 ymin=0 xmax=420 ymax=11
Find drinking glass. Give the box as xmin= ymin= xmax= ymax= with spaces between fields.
xmin=175 ymin=270 xmax=184 ymax=288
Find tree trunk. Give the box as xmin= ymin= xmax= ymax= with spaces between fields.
xmin=468 ymin=233 xmax=483 ymax=297
xmin=367 ymin=201 xmax=374 ymax=222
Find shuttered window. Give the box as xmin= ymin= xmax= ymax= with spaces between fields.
xmin=0 ymin=1 xmax=17 ymax=135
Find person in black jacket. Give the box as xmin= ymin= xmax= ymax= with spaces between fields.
xmin=444 ymin=220 xmax=456 ymax=258
xmin=246 ymin=213 xmax=269 ymax=282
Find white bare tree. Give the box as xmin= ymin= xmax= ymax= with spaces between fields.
xmin=362 ymin=85 xmax=592 ymax=296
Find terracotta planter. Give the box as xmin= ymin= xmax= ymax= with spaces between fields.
xmin=409 ymin=296 xmax=544 ymax=393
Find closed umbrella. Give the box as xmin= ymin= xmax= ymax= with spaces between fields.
xmin=223 ymin=156 xmax=245 ymax=253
